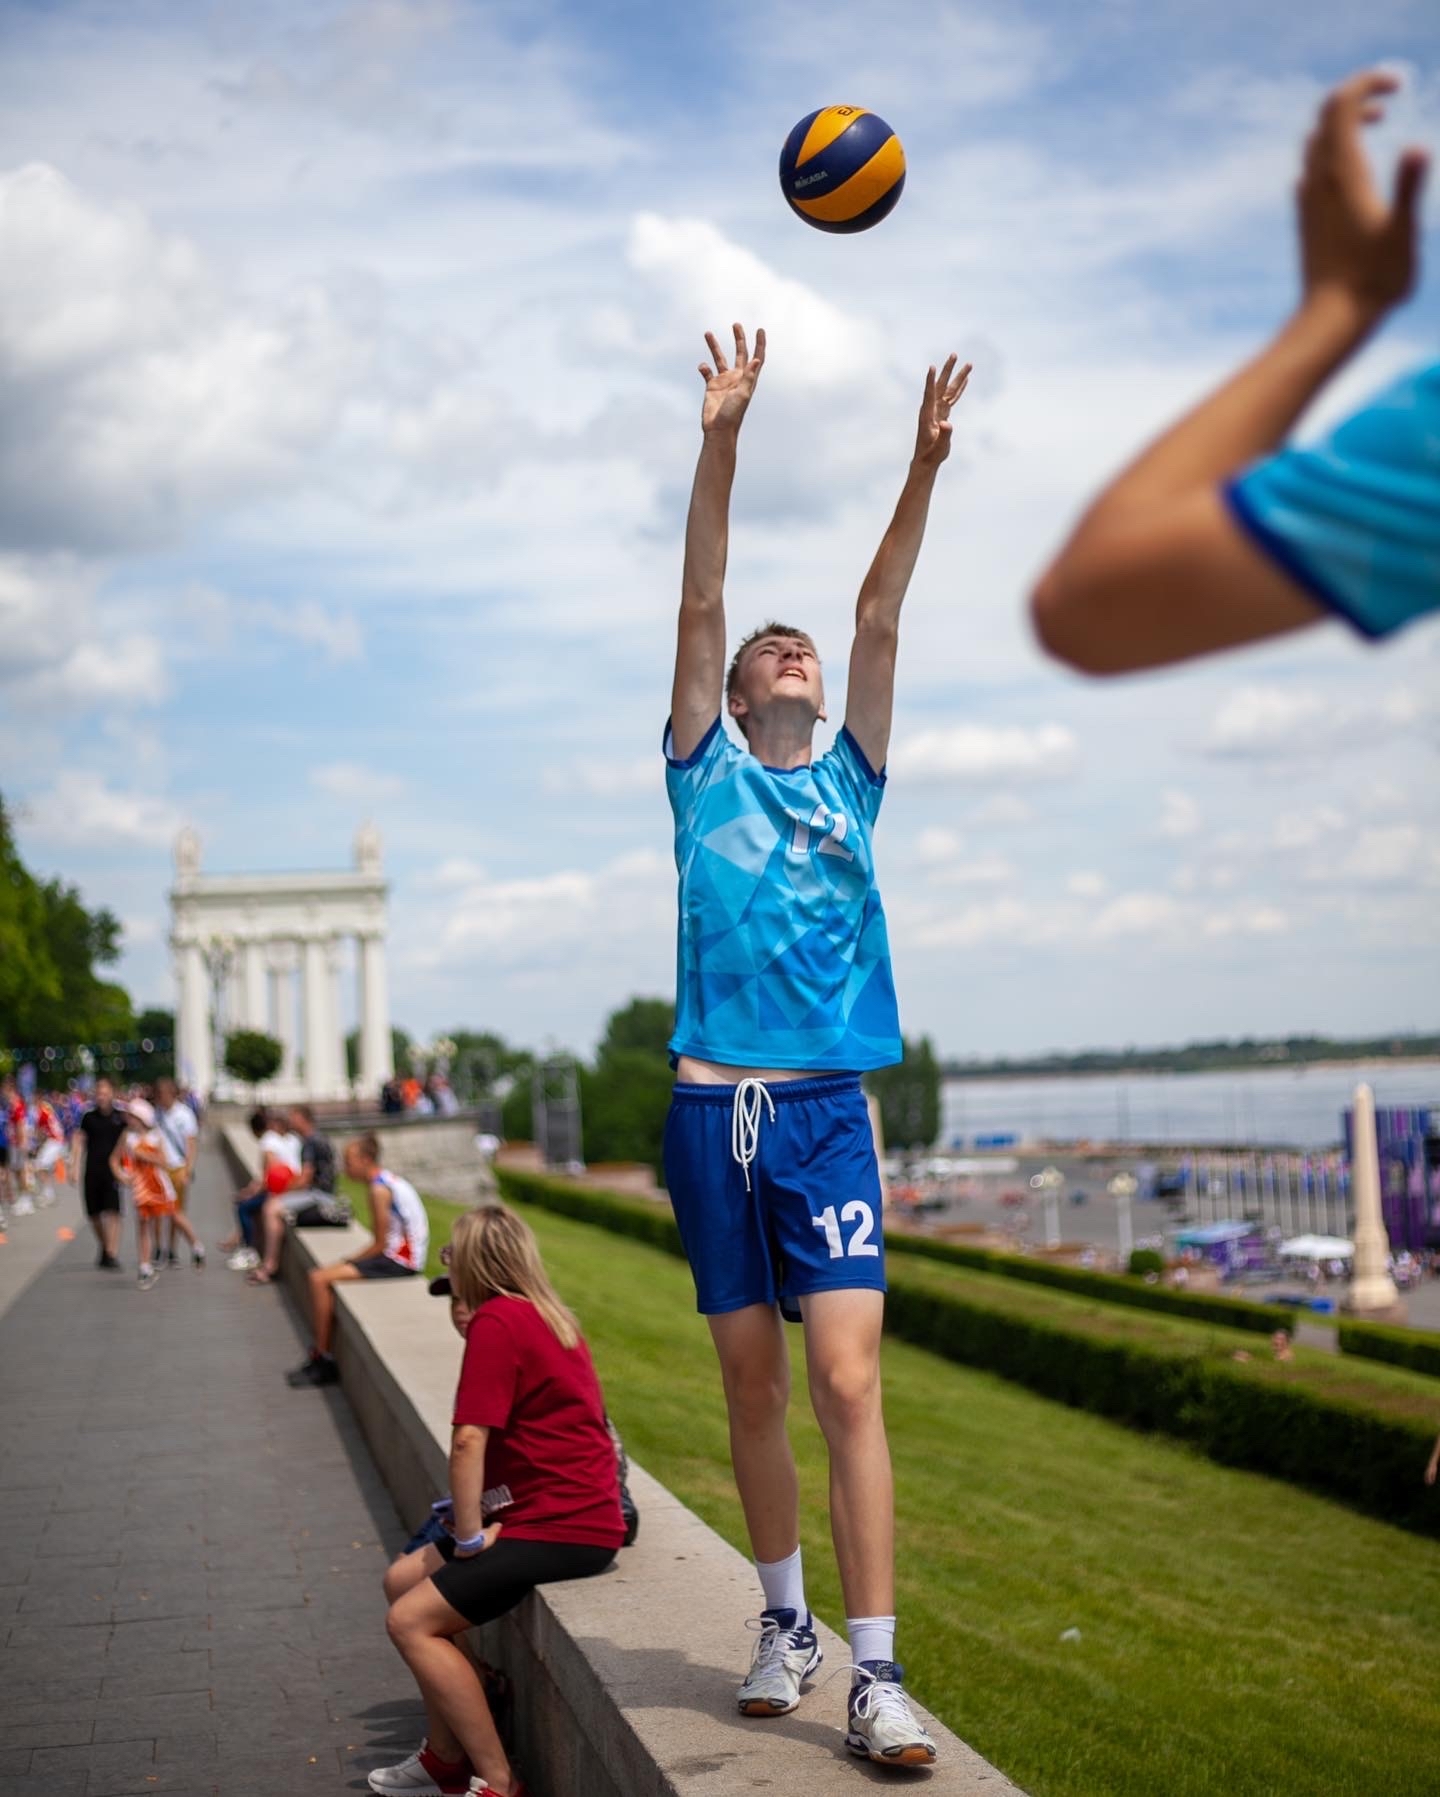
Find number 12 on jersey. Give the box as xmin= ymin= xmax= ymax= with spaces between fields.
xmin=812 ymin=1199 xmax=879 ymax=1259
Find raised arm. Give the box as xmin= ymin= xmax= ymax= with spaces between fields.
xmin=1031 ymin=71 xmax=1428 ymax=674
xmin=670 ymin=323 xmax=766 ymax=760
xmin=844 ymin=357 xmax=970 ymax=771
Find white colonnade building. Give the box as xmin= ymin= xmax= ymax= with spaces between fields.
xmin=170 ymin=824 xmax=394 ymax=1102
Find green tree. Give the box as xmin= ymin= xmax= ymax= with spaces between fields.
xmin=344 ymin=1025 xmax=413 ymax=1086
xmin=0 ymin=795 xmax=134 ymax=1050
xmin=131 ymin=1008 xmax=176 ymax=1086
xmin=867 ymin=1036 xmax=941 ymax=1151
xmin=579 ymin=1050 xmax=674 ymax=1177
xmin=224 ymin=1029 xmax=283 ymax=1095
xmin=597 ymin=997 xmax=674 ymax=1065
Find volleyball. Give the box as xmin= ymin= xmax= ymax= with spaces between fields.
xmin=779 ymin=106 xmax=906 ymax=234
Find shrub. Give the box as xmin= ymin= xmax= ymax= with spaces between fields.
xmin=495 ymin=1166 xmax=684 ymax=1261
xmin=1338 ymin=1319 xmax=1440 ymax=1381
xmin=1128 ymin=1248 xmax=1165 ymax=1278
xmin=223 ymin=1029 xmax=282 ymax=1090
xmin=884 ymin=1232 xmax=1293 ymax=1334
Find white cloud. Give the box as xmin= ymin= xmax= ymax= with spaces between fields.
xmin=1273 ymin=805 xmax=1346 ymax=851
xmin=1158 ymin=789 xmax=1201 ymax=839
xmin=0 ymin=556 xmax=169 ymax=710
xmin=22 ymin=772 xmax=182 ymax=848
xmin=930 ymin=854 xmax=1017 ymax=887
xmin=1203 ymin=685 xmax=1435 ymax=760
xmin=1323 ymin=826 xmax=1440 ymax=888
xmin=973 ymin=794 xmax=1036 ymax=828
xmin=0 ymin=164 xmax=376 ymax=553
xmin=1092 ymin=892 xmax=1182 ymax=939
xmin=543 ymin=755 xmax=658 ymax=800
xmin=309 ymin=761 xmax=406 ymax=802
xmin=890 ymin=723 xmax=1077 ymax=783
xmin=1066 ymin=870 xmax=1108 ymax=899
xmin=916 ymin=827 xmax=964 ymax=865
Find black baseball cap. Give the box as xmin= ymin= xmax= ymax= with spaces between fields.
xmin=428 ymin=1275 xmax=452 ymax=1298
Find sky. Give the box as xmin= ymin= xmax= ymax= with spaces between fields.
xmin=2 ymin=0 xmax=1438 ymax=1062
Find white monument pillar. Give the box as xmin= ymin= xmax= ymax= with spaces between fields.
xmin=226 ymin=959 xmax=246 ymax=1032
xmin=358 ymin=929 xmax=394 ymax=1094
xmin=302 ymin=935 xmax=336 ymax=1096
xmin=1349 ymin=1083 xmax=1400 ymax=1314
xmin=176 ymin=939 xmax=213 ymax=1094
xmin=269 ymin=943 xmax=299 ymax=1090
xmin=243 ymin=939 xmax=268 ymax=1035
xmin=326 ymin=936 xmax=349 ymax=1095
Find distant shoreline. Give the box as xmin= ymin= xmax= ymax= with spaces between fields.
xmin=941 ymin=1054 xmax=1440 ymax=1084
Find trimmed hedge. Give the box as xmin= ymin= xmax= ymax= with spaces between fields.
xmin=496 ymin=1166 xmax=1439 ymax=1535
xmin=496 ymin=1165 xmax=685 ymax=1260
xmin=884 ymin=1231 xmax=1295 ymax=1334
xmin=1339 ymin=1318 xmax=1440 ymax=1381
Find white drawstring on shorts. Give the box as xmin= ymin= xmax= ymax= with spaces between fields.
xmin=731 ymin=1078 xmax=776 ymax=1193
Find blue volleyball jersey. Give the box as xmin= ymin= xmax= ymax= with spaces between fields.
xmin=664 ymin=717 xmax=901 ymax=1072
xmin=1225 ymin=359 xmax=1440 ymax=640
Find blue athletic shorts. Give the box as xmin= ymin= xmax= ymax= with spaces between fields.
xmin=662 ymin=1074 xmax=887 ymax=1318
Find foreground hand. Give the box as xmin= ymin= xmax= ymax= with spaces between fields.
xmin=452 ymin=1522 xmax=503 ymax=1559
xmin=1300 ymin=70 xmax=1427 ymax=318
xmin=913 ymin=355 xmax=971 ymax=470
xmin=699 ymin=323 xmax=766 ymax=435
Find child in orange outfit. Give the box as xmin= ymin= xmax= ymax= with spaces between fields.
xmin=115 ymin=1100 xmax=206 ymax=1289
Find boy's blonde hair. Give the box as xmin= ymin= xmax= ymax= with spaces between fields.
xmin=447 ymin=1204 xmax=580 ymax=1350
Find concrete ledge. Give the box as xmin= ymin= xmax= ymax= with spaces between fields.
xmin=219 ymin=1124 xmax=1024 ymax=1796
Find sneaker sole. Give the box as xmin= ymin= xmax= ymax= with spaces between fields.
xmin=738 ymin=1645 xmax=822 ymax=1716
xmin=845 ymin=1734 xmax=937 ymax=1766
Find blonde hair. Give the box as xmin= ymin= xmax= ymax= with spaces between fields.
xmin=447 ymin=1205 xmax=581 ymax=1350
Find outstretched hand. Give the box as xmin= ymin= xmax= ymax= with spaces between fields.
xmin=913 ymin=354 xmax=971 ymax=470
xmin=1300 ymin=70 xmax=1428 ymax=318
xmin=699 ymin=323 xmax=766 ymax=435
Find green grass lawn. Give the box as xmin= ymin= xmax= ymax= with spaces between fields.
xmin=420 ymin=1191 xmax=1440 ymax=1797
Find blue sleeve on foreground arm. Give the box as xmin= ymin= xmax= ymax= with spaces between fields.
xmin=1225 ymin=360 xmax=1440 ymax=641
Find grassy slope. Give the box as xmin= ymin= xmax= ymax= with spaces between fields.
xmin=485 ymin=1198 xmax=1440 ymax=1797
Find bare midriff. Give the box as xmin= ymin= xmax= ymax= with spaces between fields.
xmin=674 ymin=1054 xmax=836 ymax=1086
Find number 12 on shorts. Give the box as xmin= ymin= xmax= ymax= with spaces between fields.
xmin=812 ymin=1200 xmax=879 ymax=1259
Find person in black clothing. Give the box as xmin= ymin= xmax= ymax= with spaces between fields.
xmin=249 ymin=1104 xmax=347 ymax=1285
xmin=78 ymin=1077 xmax=128 ymax=1268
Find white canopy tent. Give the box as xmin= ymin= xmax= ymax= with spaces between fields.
xmin=1279 ymin=1234 xmax=1354 ymax=1260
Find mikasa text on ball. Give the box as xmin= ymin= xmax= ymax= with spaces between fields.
xmin=779 ymin=106 xmax=906 ymax=233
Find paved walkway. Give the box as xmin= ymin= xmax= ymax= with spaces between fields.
xmin=0 ymin=1142 xmax=424 ymax=1797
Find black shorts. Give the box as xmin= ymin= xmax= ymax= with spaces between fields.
xmin=431 ymin=1536 xmax=616 ymax=1627
xmin=352 ymin=1254 xmax=420 ymax=1280
xmin=293 ymin=1202 xmax=348 ymax=1228
xmin=83 ymin=1181 xmax=121 ymax=1217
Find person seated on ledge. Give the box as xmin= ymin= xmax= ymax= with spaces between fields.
xmin=286 ymin=1133 xmax=429 ymax=1388
xmin=368 ymin=1204 xmax=625 ymax=1797
xmin=223 ymin=1109 xmax=302 ymax=1270
xmin=248 ymin=1104 xmax=346 ymax=1286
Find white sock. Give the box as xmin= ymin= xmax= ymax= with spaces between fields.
xmin=755 ymin=1547 xmax=807 ymax=1623
xmin=847 ymin=1615 xmax=896 ymax=1673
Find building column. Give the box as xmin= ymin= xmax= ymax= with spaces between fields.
xmin=226 ymin=960 xmax=246 ymax=1033
xmin=269 ymin=942 xmax=299 ymax=1090
xmin=176 ymin=939 xmax=213 ymax=1096
xmin=243 ymin=939 xmax=269 ymax=1035
xmin=358 ymin=930 xmax=394 ymax=1095
xmin=302 ymin=935 xmax=336 ymax=1098
xmin=326 ymin=937 xmax=348 ymax=1097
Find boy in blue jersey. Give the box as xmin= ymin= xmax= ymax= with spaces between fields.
xmin=664 ymin=321 xmax=968 ymax=1767
xmin=1031 ymin=70 xmax=1436 ymax=672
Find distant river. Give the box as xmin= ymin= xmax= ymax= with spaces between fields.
xmin=940 ymin=1060 xmax=1439 ymax=1150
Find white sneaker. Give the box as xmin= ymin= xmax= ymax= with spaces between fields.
xmin=227 ymin=1247 xmax=260 ymax=1271
xmin=846 ymin=1660 xmax=937 ymax=1766
xmin=367 ymin=1740 xmax=466 ymax=1794
xmin=13 ymin=1194 xmax=34 ymax=1217
xmin=737 ymin=1607 xmax=822 ymax=1717
xmin=137 ymin=1265 xmax=159 ymax=1292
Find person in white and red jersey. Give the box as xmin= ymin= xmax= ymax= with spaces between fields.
xmin=287 ymin=1132 xmax=429 ymax=1388
xmin=30 ymin=1094 xmax=65 ymax=1207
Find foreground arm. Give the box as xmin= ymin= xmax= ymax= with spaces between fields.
xmin=845 ymin=358 xmax=969 ymax=770
xmin=1031 ymin=71 xmax=1428 ymax=674
xmin=347 ymin=1177 xmax=387 ymax=1262
xmin=670 ymin=324 xmax=765 ymax=759
xmin=449 ymin=1424 xmax=499 ymax=1554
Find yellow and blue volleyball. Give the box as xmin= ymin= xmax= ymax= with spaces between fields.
xmin=779 ymin=105 xmax=906 ymax=234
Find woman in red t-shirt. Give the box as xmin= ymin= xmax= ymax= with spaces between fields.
xmin=378 ymin=1205 xmax=624 ymax=1797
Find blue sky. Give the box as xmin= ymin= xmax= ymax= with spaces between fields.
xmin=1 ymin=0 xmax=1437 ymax=1059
